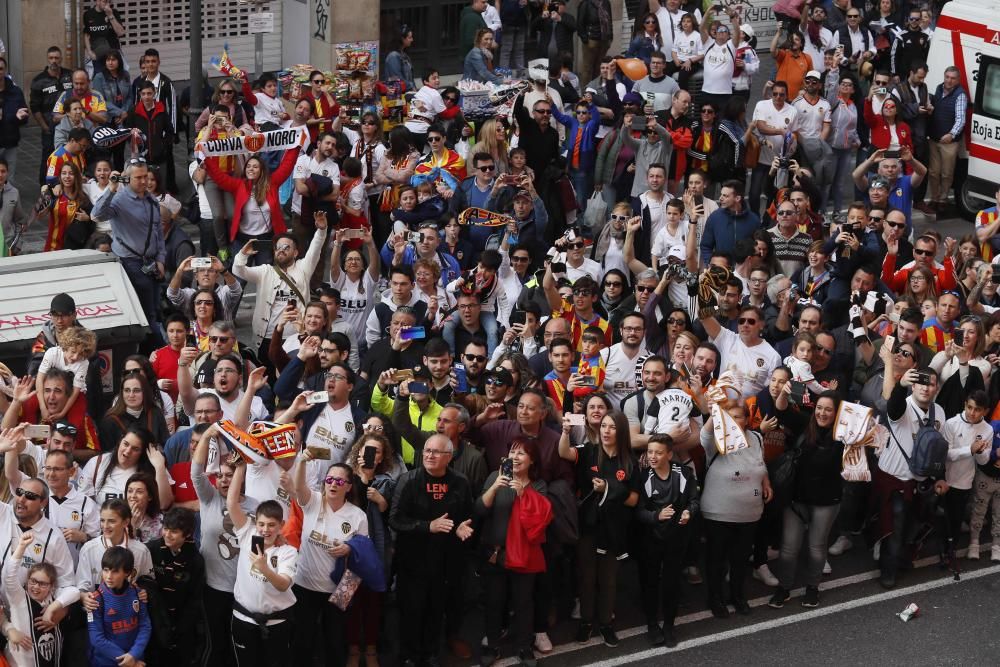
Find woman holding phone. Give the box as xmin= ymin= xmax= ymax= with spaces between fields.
xmin=290 ymin=453 xmax=369 ymax=667
xmin=345 ymin=433 xmax=397 ymax=667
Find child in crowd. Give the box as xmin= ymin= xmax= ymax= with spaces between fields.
xmin=88 ymin=546 xmax=151 ymax=667
xmin=36 ymin=326 xmax=97 ymax=422
xmin=3 ymin=533 xmax=65 ymax=667
xmin=339 ymin=157 xmax=369 ymax=250
xmin=445 ymin=250 xmax=504 ymax=353
xmin=783 ymin=331 xmax=837 ymax=399
xmin=650 ymin=199 xmax=690 ymax=273
xmin=574 ymin=325 xmax=608 ymax=400
xmin=390 ymin=184 xmax=446 ymax=234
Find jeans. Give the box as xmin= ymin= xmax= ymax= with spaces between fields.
xmin=704 ymin=519 xmax=756 ymax=606
xmin=748 ymin=163 xmax=771 ymax=218
xmin=570 ymin=167 xmax=594 ymax=214
xmin=203 ymin=177 xmax=236 ymax=253
xmin=499 ymin=25 xmax=527 ymax=72
xmin=442 ymin=311 xmax=499 ymax=356
xmin=829 ymin=147 xmax=857 ymax=215
xmin=777 ymin=502 xmax=840 ymax=589
xmin=121 ymin=257 xmax=165 ymax=348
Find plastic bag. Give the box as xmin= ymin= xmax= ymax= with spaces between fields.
xmin=582 ymin=192 xmax=607 ymax=233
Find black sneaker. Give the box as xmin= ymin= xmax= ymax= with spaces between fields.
xmin=663 ymin=627 xmax=678 ymax=648
xmin=575 ymin=622 xmax=593 ymax=643
xmin=516 ymin=648 xmax=537 ymax=667
xmin=709 ymin=602 xmax=730 ymax=619
xmin=599 ymin=625 xmax=619 ymax=648
xmin=801 ymin=586 xmax=820 ymax=607
xmin=768 ymin=587 xmax=790 ymax=609
xmin=733 ymin=598 xmax=752 ymax=616
xmin=646 ymin=623 xmax=664 ymax=646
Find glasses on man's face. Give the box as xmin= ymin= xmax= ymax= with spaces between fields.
xmin=750 ymin=278 xmax=767 ymax=285
xmin=533 ymin=108 xmax=552 ymax=115
xmin=567 ymin=241 xmax=585 ymax=250
xmin=325 ymin=373 xmax=348 ymax=382
xmin=275 ymin=244 xmax=294 ymax=252
xmin=478 ymin=165 xmax=496 ymax=172
xmin=42 ymin=465 xmax=68 ymax=473
xmin=427 ymin=136 xmax=443 ymax=143
xmin=772 ymin=92 xmax=787 ymax=98
xmin=464 ymin=353 xmax=488 ymax=363
xmin=573 ymin=289 xmax=593 ymax=298
xmin=738 ymin=317 xmax=758 ymax=325
xmin=701 ymin=108 xmax=715 ymax=114
xmin=908 ymin=16 xmax=920 ymax=21
xmin=457 ymin=303 xmax=479 ymax=310
xmin=444 ymin=96 xmax=459 ymax=104
xmin=209 ymin=336 xmax=232 ymax=343
xmin=15 ymin=488 xmax=42 ymax=501
xmin=815 ymin=346 xmax=833 ymax=356
xmin=576 ymin=110 xmax=590 ymax=116
xmin=777 ymin=209 xmax=795 ymax=217
xmin=635 ymin=285 xmax=654 ymax=293
xmin=622 ymin=325 xmax=644 ymax=334
xmin=511 ymin=255 xmax=530 ymax=263
xmin=848 ymin=13 xmax=861 ymax=18
xmin=914 ymin=248 xmax=934 ymax=257
xmin=324 ymin=477 xmax=349 ymax=487
xmin=424 ymin=448 xmax=452 ymax=457
xmin=485 ymin=377 xmax=509 ymax=386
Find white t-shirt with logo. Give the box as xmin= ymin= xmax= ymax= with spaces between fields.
xmin=233 ymin=521 xmax=297 ymax=622
xmin=700 ymin=39 xmax=735 ymax=95
xmin=791 ymin=95 xmax=832 ymax=140
xmin=710 ymin=327 xmax=781 ymax=398
xmin=601 ymin=343 xmax=648 ymax=406
xmin=78 ymin=457 xmax=137 ymax=503
xmin=654 ymin=387 xmax=696 ymax=432
xmin=942 ymin=413 xmax=993 ymax=489
xmin=305 ymin=403 xmax=358 ymax=487
xmin=292 ymin=153 xmax=341 ymax=215
xmin=752 ymin=99 xmax=799 ymax=164
xmin=294 ymin=492 xmax=368 ymax=593
xmin=333 ymin=271 xmax=378 ymax=338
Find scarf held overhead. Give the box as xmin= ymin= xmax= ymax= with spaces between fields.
xmin=195 ymin=126 xmax=308 ymax=157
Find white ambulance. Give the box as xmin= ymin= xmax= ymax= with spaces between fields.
xmin=926 ymin=0 xmax=1000 ymax=219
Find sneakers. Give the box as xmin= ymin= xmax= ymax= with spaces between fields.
xmin=709 ymin=601 xmax=730 ymax=619
xmin=662 ymin=627 xmax=678 ymax=648
xmin=828 ymin=535 xmax=853 ymax=556
xmin=801 ymin=586 xmax=820 ymax=608
xmin=570 ymin=598 xmax=581 ymax=620
xmin=575 ymin=622 xmax=593 ymax=643
xmin=753 ymin=564 xmax=779 ymax=586
xmin=684 ymin=566 xmax=703 ymax=584
xmin=823 ymin=560 xmax=832 ymax=575
xmin=732 ymin=598 xmax=752 ymax=616
xmin=992 ymin=545 xmax=1000 ymax=562
xmin=516 ymin=648 xmax=537 ymax=667
xmin=646 ymin=623 xmax=664 ymax=646
xmin=768 ymin=587 xmax=790 ymax=609
xmin=533 ymin=632 xmax=552 ymax=654
xmin=599 ymin=626 xmax=619 ymax=648
xmin=968 ymin=541 xmax=980 ymax=560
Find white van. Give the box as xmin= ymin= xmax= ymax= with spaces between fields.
xmin=927 ymin=0 xmax=1000 ymax=219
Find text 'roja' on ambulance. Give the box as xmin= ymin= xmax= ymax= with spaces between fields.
xmin=928 ymin=0 xmax=1000 ymax=220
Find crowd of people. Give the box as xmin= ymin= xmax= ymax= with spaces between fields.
xmin=0 ymin=0 xmax=998 ymax=666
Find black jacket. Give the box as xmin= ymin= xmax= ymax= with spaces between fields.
xmin=129 ymin=101 xmax=174 ymax=163
xmin=532 ymin=11 xmax=577 ymax=59
xmin=389 ymin=467 xmax=474 ymax=574
xmin=635 ymin=464 xmax=700 ymax=543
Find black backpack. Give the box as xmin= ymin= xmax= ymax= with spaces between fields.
xmin=888 ymin=403 xmax=949 ymax=479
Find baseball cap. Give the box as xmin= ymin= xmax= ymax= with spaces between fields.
xmin=49 ymin=293 xmax=76 ymax=316
xmin=53 ymin=420 xmax=78 ymax=437
xmin=622 ymin=92 xmax=643 ymax=106
xmin=741 ymin=24 xmax=755 ymax=39
xmin=805 ymin=70 xmax=821 ymax=81
xmin=513 ymin=189 xmax=532 ymax=202
xmin=869 ymin=177 xmax=890 ymax=190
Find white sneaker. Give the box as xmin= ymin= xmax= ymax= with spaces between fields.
xmin=828 ymin=535 xmax=853 ymax=556
xmin=968 ymin=541 xmax=980 ymax=560
xmin=753 ymin=564 xmax=779 ymax=587
xmin=823 ymin=560 xmax=832 ymax=575
xmin=534 ymin=632 xmax=553 ymax=653
xmin=992 ymin=545 xmax=1000 ymax=562
xmin=570 ymin=598 xmax=581 ymax=620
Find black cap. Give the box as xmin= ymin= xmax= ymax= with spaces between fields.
xmin=53 ymin=420 xmax=78 ymax=437
xmin=50 ymin=293 xmax=76 ymax=316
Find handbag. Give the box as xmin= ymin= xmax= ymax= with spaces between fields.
xmin=744 ymin=132 xmax=761 ymax=169
xmin=767 ymin=440 xmax=801 ymax=508
xmin=327 ymin=569 xmax=362 ymax=610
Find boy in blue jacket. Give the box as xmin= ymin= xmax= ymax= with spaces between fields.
xmin=88 ymin=546 xmax=151 ymax=667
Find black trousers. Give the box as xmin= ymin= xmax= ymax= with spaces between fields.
xmin=292 ymin=584 xmax=347 ymax=667
xmin=639 ymin=530 xmax=690 ymax=629
xmin=483 ymin=563 xmax=535 ymax=653
xmin=231 ymin=615 xmax=292 ymax=667
xmin=396 ymin=570 xmax=448 ymax=663
xmin=704 ymin=519 xmax=756 ymax=606
xmin=205 ymin=586 xmax=238 ymax=667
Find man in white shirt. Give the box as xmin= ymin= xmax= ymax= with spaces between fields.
xmin=602 ymin=313 xmax=649 ymax=406
xmin=292 ymin=131 xmax=340 ymax=220
xmin=749 ymin=80 xmax=799 ymax=216
xmin=701 ymin=304 xmax=781 ymax=397
xmin=875 ymin=354 xmax=944 ymax=589
xmin=792 ymin=72 xmax=833 ymax=200
xmin=697 ymin=7 xmax=741 ymax=108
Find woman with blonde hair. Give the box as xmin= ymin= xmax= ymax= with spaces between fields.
xmin=468 ymin=118 xmax=510 ymax=174
xmin=590 ymin=202 xmax=633 ymax=275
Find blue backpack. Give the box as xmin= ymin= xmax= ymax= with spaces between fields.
xmin=889 ymin=403 xmax=948 ymax=479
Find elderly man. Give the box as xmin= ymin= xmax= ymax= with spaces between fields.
xmin=701 ymin=304 xmax=781 ymax=397
xmin=51 ymin=68 xmax=107 ymax=125
xmin=924 ymin=66 xmax=968 ymax=214
xmin=91 ymin=159 xmax=166 ymax=344
xmin=166 ymin=254 xmax=242 ymax=320
xmin=390 ymin=432 xmax=475 ymax=667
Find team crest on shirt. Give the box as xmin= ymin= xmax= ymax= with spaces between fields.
xmin=345 ymin=422 xmax=354 ymax=433
xmin=757 ymin=358 xmax=764 ymax=367
xmin=270 ymin=555 xmax=278 ymax=568
xmin=322 ymin=170 xmax=329 ymax=176
xmin=71 ymin=511 xmax=80 ymax=522
xmin=896 ymin=188 xmax=903 ymax=197
xmin=616 ymin=470 xmax=626 ymax=482
xmin=342 ymin=522 xmax=352 ymax=534
xmin=32 ymin=544 xmax=42 ymax=556
xmin=132 ymin=599 xmax=139 ymax=613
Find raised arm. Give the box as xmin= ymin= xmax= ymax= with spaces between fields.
xmin=291 ymin=450 xmax=314 ymax=507
xmin=226 ymin=462 xmax=249 ymax=531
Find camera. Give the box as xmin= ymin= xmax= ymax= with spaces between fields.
xmin=913 ymin=371 xmax=933 ymax=386
xmin=777 ymin=157 xmax=792 ymax=170
xmin=661 ymin=261 xmax=697 ymax=286
xmin=407 ymin=232 xmax=424 ymax=244
xmin=110 ymin=174 xmax=130 ymax=184
xmin=140 ymin=261 xmax=159 ymax=277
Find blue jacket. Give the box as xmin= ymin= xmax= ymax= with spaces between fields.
xmin=463 ymin=49 xmax=503 ymax=85
xmin=551 ymin=102 xmax=601 ymax=172
xmin=0 ymin=77 xmax=29 ymax=148
xmin=484 ymin=191 xmax=548 ymax=248
xmin=700 ymin=201 xmax=761 ymax=264
xmin=379 ymin=244 xmax=462 ymax=289
xmin=330 ymin=533 xmax=387 ymax=593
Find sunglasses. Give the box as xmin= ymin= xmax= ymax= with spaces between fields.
xmin=54 ymin=424 xmax=78 ymax=436
xmin=700 ymin=108 xmax=715 ymax=114
xmin=666 ymin=317 xmax=687 ymax=326
xmin=127 ymin=157 xmax=147 ymax=165
xmin=776 ymin=209 xmax=795 ymax=216
xmin=220 ymin=89 xmax=236 ymax=95
xmin=511 ymin=255 xmax=530 ymax=263
xmin=886 ymin=221 xmax=906 ymax=229
xmin=478 ymin=165 xmax=496 ymax=172
xmin=533 ymin=108 xmax=552 ymax=115
xmin=275 ymin=244 xmax=295 ymax=252
xmin=576 ymin=110 xmax=590 ymax=115
xmin=815 ymin=346 xmax=833 ymax=356
xmin=567 ymin=241 xmax=585 ymax=250
xmin=572 ymin=289 xmax=594 ymax=297
xmin=463 ymin=353 xmax=488 ymax=363
xmin=869 ymin=216 xmax=885 ymax=223
xmin=485 ymin=376 xmax=509 ymax=386
xmin=894 ymin=347 xmax=914 ymax=359
xmin=848 ymin=13 xmax=861 ymax=17
xmin=324 ymin=477 xmax=350 ymax=487
xmin=913 ymin=248 xmax=934 ymax=256
xmin=604 ymin=281 xmax=623 ymax=288
xmin=644 ymin=19 xmax=657 ymax=24
xmin=609 ymin=214 xmax=630 ymax=222
xmin=636 ymin=285 xmax=655 ymax=293
xmin=209 ymin=336 xmax=232 ymax=343
xmin=738 ymin=317 xmax=758 ymax=325
xmin=444 ymin=96 xmax=459 ymax=103
xmin=361 ymin=120 xmax=377 ymax=126
xmin=427 ymin=136 xmax=444 ymax=142
xmin=15 ymin=488 xmax=42 ymax=501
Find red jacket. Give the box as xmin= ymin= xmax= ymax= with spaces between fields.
xmin=504 ymin=485 xmax=553 ymax=573
xmin=881 ymin=253 xmax=956 ymax=293
xmin=863 ymin=99 xmax=913 ymax=152
xmin=204 ymin=148 xmax=298 ymax=241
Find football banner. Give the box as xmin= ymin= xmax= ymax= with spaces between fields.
xmin=195 ymin=127 xmax=308 ymax=157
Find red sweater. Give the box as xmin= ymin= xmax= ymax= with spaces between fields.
xmin=149 ymin=344 xmax=182 ymax=402
xmin=204 ymin=148 xmax=298 ymax=241
xmin=863 ymin=99 xmax=913 ymax=152
xmin=881 ymin=253 xmax=956 ymax=294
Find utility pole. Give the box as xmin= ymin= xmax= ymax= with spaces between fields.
xmin=189 ymin=0 xmax=204 ymax=154
xmin=251 ymin=0 xmax=270 ymax=81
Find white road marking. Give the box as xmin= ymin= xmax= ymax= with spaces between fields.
xmin=581 ymin=563 xmax=1000 ymax=667
xmin=494 ymin=542 xmax=995 ymax=667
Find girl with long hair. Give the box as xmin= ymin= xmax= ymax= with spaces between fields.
xmin=44 ymin=161 xmax=92 ymax=252
xmin=125 ymin=472 xmax=163 ymax=542
xmin=91 ymin=50 xmax=131 ymax=169
xmin=204 ymin=148 xmax=299 ymax=266
xmin=374 ymin=125 xmax=420 ymax=247
xmin=99 ymin=372 xmax=170 ymax=450
xmin=348 ymin=111 xmax=388 ymax=223
xmin=77 ymin=498 xmax=154 ymax=592
xmin=3 ymin=540 xmax=63 ymax=666
xmin=864 ymin=94 xmax=913 ymax=154
xmin=81 ymin=424 xmax=171 ymax=510
xmin=468 ymin=118 xmax=511 ymax=175
xmin=627 ymin=12 xmax=663 ymax=65
xmin=559 ymin=411 xmax=639 ymax=645
xmin=121 ymin=354 xmax=174 ymax=433
xmin=384 ymin=25 xmax=416 ymax=91
xmin=903 ymin=264 xmax=937 ymax=305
